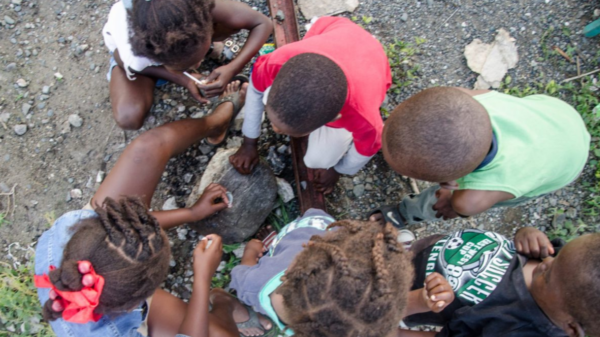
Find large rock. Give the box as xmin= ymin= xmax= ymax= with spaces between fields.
xmin=186 ymin=148 xmax=277 ymax=243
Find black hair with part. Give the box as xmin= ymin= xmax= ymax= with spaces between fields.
xmin=277 ymin=220 xmax=413 ymax=337
xmin=268 ymin=53 xmax=348 ymax=135
xmin=128 ymin=0 xmax=215 ymax=67
xmin=42 ymin=197 xmax=170 ymax=321
xmin=562 ymin=233 xmax=600 ymax=336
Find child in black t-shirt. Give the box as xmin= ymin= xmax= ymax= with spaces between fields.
xmin=397 ymin=227 xmax=600 ymax=337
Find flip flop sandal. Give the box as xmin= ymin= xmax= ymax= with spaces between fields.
xmin=367 ymin=204 xmax=407 ymax=228
xmin=236 ymin=304 xmax=276 ymax=337
xmin=205 ymin=74 xmax=249 ymax=147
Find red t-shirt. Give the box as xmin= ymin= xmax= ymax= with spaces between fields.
xmin=251 ymin=17 xmax=391 ymax=157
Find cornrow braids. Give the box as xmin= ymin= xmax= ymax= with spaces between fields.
xmin=42 ymin=197 xmax=170 ymax=321
xmin=277 ymin=220 xmax=414 ymax=337
xmin=128 ymin=0 xmax=215 ymax=67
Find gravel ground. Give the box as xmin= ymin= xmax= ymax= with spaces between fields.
xmin=0 ymin=0 xmax=599 ymax=310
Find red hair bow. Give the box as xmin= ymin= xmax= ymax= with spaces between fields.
xmin=34 ymin=261 xmax=105 ymax=324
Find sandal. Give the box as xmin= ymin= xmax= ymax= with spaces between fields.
xmin=368 ymin=205 xmax=406 ymax=228
xmin=236 ymin=304 xmax=276 ymax=337
xmin=206 ymin=74 xmax=249 ymax=146
xmin=208 ymin=39 xmax=241 ymax=63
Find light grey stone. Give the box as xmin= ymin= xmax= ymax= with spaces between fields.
xmin=4 ymin=16 xmax=15 ymax=25
xmin=68 ymin=114 xmax=83 ymax=127
xmin=0 ymin=112 xmax=10 ymax=123
xmin=162 ymin=197 xmax=179 ymax=211
xmin=14 ymin=124 xmax=27 ymax=135
xmin=276 ymin=177 xmax=295 ymax=203
xmin=22 ymin=103 xmax=31 ymax=115
xmin=353 ymin=184 xmax=365 ymax=197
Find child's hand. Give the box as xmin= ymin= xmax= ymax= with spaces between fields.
xmin=190 ymin=183 xmax=230 ymax=221
xmin=432 ymin=188 xmax=459 ymax=220
xmin=193 ymin=234 xmax=223 ymax=281
xmin=230 ymin=140 xmax=259 ymax=175
xmin=183 ymin=72 xmax=210 ymax=104
xmin=421 ymin=272 xmax=454 ymax=313
xmin=514 ymin=226 xmax=554 ymax=259
xmin=197 ymin=65 xmax=236 ymax=98
xmin=240 ymin=239 xmax=264 ymax=266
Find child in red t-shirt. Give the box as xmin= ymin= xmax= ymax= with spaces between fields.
xmin=229 ymin=17 xmax=391 ymax=193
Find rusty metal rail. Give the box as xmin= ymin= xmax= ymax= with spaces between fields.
xmin=266 ymin=0 xmax=327 ymax=212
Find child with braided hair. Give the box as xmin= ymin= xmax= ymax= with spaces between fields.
xmin=35 ymin=82 xmax=274 ymax=337
xmin=103 ymin=0 xmax=272 ymax=130
xmin=230 ymin=213 xmax=454 ymax=337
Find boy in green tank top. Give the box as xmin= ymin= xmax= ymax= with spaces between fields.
xmin=370 ymin=87 xmax=590 ymax=257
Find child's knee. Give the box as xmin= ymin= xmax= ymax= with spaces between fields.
xmin=112 ymin=102 xmax=148 ymax=130
xmin=303 ymin=152 xmax=338 ymax=169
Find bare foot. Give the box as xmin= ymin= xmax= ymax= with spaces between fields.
xmin=210 ymin=289 xmax=273 ymax=337
xmin=206 ymin=80 xmax=248 ymax=145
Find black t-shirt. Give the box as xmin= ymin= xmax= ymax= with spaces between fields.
xmin=404 ymin=230 xmax=567 ymax=337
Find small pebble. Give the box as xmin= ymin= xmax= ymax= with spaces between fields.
xmin=14 ymin=124 xmax=27 ymax=135
xmin=70 ymin=189 xmax=83 ymax=199
xmin=16 ymin=78 xmax=28 ymax=88
xmin=42 ymin=86 xmax=50 ymax=94
xmin=68 ymin=114 xmax=83 ymax=128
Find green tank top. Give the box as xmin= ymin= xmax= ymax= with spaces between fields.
xmin=457 ymin=91 xmax=590 ymax=198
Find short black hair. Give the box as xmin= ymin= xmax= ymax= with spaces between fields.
xmin=129 ymin=0 xmax=215 ymax=66
xmin=383 ymin=87 xmax=492 ymax=182
xmin=562 ymin=233 xmax=600 ymax=336
xmin=268 ymin=53 xmax=347 ymax=134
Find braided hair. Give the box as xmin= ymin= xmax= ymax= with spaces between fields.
xmin=128 ymin=0 xmax=215 ymax=67
xmin=42 ymin=197 xmax=170 ymax=321
xmin=277 ymin=220 xmax=413 ymax=337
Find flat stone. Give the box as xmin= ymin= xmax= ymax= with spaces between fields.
xmin=16 ymin=78 xmax=28 ymax=88
xmin=68 ymin=114 xmax=83 ymax=128
xmin=22 ymin=103 xmax=31 ymax=115
xmin=353 ymin=184 xmax=365 ymax=197
xmin=186 ymin=148 xmax=278 ymax=243
xmin=162 ymin=197 xmax=179 ymax=211
xmin=298 ymin=0 xmax=358 ymax=19
xmin=0 ymin=112 xmax=10 ymax=123
xmin=70 ymin=189 xmax=83 ymax=199
xmin=4 ymin=16 xmax=15 ymax=25
xmin=42 ymin=86 xmax=50 ymax=94
xmin=14 ymin=124 xmax=27 ymax=135
xmin=276 ymin=177 xmax=295 ymax=203
xmin=6 ymin=63 xmax=17 ymax=71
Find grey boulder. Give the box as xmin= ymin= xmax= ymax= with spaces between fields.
xmin=186 ymin=148 xmax=277 ymax=243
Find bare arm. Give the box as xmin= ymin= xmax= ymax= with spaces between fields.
xmin=451 ymin=189 xmax=514 ymax=216
xmin=113 ymin=49 xmax=208 ymax=103
xmin=211 ymin=1 xmax=272 ymax=75
xmin=199 ymin=1 xmax=273 ymax=96
xmin=178 ymin=235 xmax=223 ymax=337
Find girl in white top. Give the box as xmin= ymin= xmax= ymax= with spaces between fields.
xmin=102 ymin=0 xmax=272 ymax=130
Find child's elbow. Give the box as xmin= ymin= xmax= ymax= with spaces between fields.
xmin=451 ymin=192 xmax=492 ymax=217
